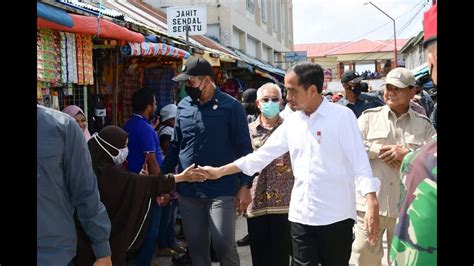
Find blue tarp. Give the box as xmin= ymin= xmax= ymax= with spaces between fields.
xmin=37 ymin=2 xmax=74 ymax=28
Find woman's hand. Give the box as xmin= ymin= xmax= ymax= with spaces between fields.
xmin=175 ymin=163 xmax=207 ymax=183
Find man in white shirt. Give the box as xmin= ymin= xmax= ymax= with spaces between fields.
xmin=279 ymin=101 xmax=296 ymax=119
xmin=200 ymin=62 xmax=381 ymax=265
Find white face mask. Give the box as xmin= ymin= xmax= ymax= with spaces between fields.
xmin=92 ymin=133 xmax=129 ymax=165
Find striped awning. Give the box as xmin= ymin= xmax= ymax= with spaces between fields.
xmin=121 ymin=42 xmax=191 ymax=59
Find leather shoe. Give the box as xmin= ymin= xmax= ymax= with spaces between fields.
xmin=236 ymin=234 xmax=250 ymax=246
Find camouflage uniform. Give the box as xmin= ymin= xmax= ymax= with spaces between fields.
xmin=390 ymin=135 xmax=437 ymax=265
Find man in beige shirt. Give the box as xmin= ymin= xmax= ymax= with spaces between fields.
xmin=352 ymin=67 xmax=436 ymax=266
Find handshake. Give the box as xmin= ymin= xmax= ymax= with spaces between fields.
xmin=174 ymin=164 xmax=225 ymax=183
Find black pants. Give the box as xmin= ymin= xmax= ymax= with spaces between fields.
xmin=247 ymin=214 xmax=291 ymax=266
xmin=291 ymin=218 xmax=354 ymax=266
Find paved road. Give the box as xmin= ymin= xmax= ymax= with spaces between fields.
xmin=151 ymin=215 xmax=251 ymax=266
xmin=133 ymin=215 xmax=389 ymax=265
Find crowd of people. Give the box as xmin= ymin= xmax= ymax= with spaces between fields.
xmin=37 ymin=4 xmax=437 ymax=266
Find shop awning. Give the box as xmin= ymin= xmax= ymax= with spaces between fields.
xmin=121 ymin=42 xmax=190 ymax=59
xmin=37 ymin=13 xmax=144 ymax=43
xmin=37 ymin=2 xmax=74 ymax=28
xmin=230 ymin=48 xmax=286 ymax=77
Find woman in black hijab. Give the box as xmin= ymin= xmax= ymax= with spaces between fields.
xmin=74 ymin=125 xmax=205 ymax=266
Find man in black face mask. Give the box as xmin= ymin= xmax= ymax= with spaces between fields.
xmin=163 ymin=56 xmax=253 ymax=266
xmin=340 ymin=70 xmax=385 ymax=118
xmin=241 ymin=88 xmax=259 ymax=123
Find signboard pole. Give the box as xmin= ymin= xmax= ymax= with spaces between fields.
xmin=185 ymin=21 xmax=190 ymax=53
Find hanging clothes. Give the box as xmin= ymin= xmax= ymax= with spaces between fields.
xmin=221 ymin=77 xmax=243 ymax=99
xmin=143 ymin=67 xmax=177 ymax=111
xmin=121 ymin=66 xmax=142 ymax=122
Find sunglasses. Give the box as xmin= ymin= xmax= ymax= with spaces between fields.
xmin=260 ymin=97 xmax=279 ymax=103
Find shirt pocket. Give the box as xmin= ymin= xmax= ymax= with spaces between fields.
xmin=179 ymin=110 xmax=196 ymax=138
xmin=201 ymin=111 xmax=227 ymax=132
xmin=37 ymin=138 xmax=66 ymax=195
xmin=37 ymin=137 xmax=64 ymax=159
xmin=404 ymin=134 xmax=425 ymax=150
xmin=365 ymin=129 xmax=389 ymax=145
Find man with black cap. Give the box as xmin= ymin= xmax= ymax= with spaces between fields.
xmin=241 ymin=88 xmax=259 ymax=123
xmin=161 ymin=56 xmax=253 ymax=266
xmin=390 ymin=4 xmax=437 ymax=265
xmin=340 ymin=70 xmax=385 ymax=118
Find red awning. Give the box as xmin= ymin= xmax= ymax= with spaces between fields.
xmin=37 ymin=14 xmax=144 ymax=43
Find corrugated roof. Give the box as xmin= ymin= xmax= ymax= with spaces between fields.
xmin=400 ymin=31 xmax=424 ymax=53
xmin=57 ymin=0 xmax=125 ymax=20
xmin=294 ymin=42 xmax=349 ymax=57
xmin=295 ymin=39 xmax=410 ymax=57
xmin=230 ymin=48 xmax=286 ymax=77
xmin=122 ymin=0 xmax=241 ymax=59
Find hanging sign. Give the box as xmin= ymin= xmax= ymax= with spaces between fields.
xmin=167 ymin=5 xmax=207 ymax=37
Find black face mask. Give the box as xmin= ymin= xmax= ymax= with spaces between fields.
xmin=185 ymin=79 xmax=205 ymax=101
xmin=242 ymin=103 xmax=258 ymax=115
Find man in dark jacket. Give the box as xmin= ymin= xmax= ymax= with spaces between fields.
xmin=341 ymin=70 xmax=385 ymax=117
xmin=162 ymin=56 xmax=253 ymax=265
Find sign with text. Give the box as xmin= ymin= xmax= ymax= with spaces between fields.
xmin=167 ymin=5 xmax=207 ymax=37
xmin=285 ymin=51 xmax=307 ymax=62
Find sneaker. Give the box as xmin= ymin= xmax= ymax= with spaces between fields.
xmin=236 ymin=234 xmax=250 ymax=246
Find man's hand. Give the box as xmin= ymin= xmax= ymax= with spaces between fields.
xmin=177 ymin=163 xmax=206 ymax=182
xmin=379 ymin=145 xmax=409 ymax=169
xmin=198 ymin=165 xmax=224 ymax=180
xmin=364 ymin=192 xmax=380 ymax=246
xmin=93 ymin=256 xmax=112 ymax=266
xmin=236 ymin=186 xmax=251 ymax=216
xmin=139 ymin=162 xmax=149 ymax=175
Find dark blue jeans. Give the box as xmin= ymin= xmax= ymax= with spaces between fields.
xmin=136 ymin=201 xmax=162 ymax=266
xmin=158 ymin=199 xmax=178 ymax=249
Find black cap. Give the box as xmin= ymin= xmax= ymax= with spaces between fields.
xmin=242 ymin=88 xmax=257 ymax=103
xmin=341 ymin=70 xmax=363 ymax=84
xmin=172 ymin=56 xmax=214 ymax=82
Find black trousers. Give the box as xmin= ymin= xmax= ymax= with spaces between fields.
xmin=291 ymin=218 xmax=354 ymax=266
xmin=247 ymin=214 xmax=291 ymax=266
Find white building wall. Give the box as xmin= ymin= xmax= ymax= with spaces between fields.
xmin=403 ymin=44 xmax=427 ymax=71
xmin=146 ymin=0 xmax=293 ymax=66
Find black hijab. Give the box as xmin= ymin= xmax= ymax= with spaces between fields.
xmin=88 ymin=125 xmax=128 ymax=169
xmin=75 ymin=126 xmax=175 ymax=265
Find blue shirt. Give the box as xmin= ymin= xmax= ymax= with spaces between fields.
xmin=124 ymin=114 xmax=164 ymax=173
xmin=161 ymin=88 xmax=253 ymax=198
xmin=37 ymin=105 xmax=111 ymax=265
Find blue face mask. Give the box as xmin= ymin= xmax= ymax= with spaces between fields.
xmin=261 ymin=101 xmax=280 ymax=119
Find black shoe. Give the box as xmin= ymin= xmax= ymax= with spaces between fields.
xmin=172 ymin=250 xmax=192 ymax=265
xmin=236 ymin=234 xmax=250 ymax=246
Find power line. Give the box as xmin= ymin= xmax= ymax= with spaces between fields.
xmin=345 ymin=1 xmax=428 ymax=62
xmin=299 ymin=0 xmax=425 ymax=56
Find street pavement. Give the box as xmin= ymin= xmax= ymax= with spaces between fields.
xmin=135 ymin=216 xmax=389 ymax=265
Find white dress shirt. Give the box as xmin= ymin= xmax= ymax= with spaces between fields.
xmin=235 ymin=97 xmax=381 ymax=226
xmin=279 ymin=104 xmax=294 ymax=119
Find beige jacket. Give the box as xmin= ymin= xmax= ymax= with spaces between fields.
xmin=356 ymin=105 xmax=436 ymax=218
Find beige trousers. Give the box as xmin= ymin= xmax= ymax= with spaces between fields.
xmin=351 ymin=211 xmax=396 ymax=266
